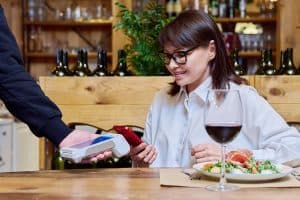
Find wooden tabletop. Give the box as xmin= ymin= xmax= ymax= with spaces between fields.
xmin=0 ymin=168 xmax=300 ymax=200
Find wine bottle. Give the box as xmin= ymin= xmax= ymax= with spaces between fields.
xmin=52 ymin=149 xmax=65 ymax=170
xmin=73 ymin=49 xmax=86 ymax=77
xmin=94 ymin=49 xmax=108 ymax=76
xmin=173 ymin=0 xmax=182 ymax=16
xmin=52 ymin=49 xmax=66 ymax=77
xmin=277 ymin=50 xmax=287 ymax=75
xmin=62 ymin=49 xmax=73 ymax=76
xmin=82 ymin=49 xmax=92 ymax=76
xmin=256 ymin=49 xmax=267 ymax=75
xmin=231 ymin=48 xmax=246 ymax=76
xmin=210 ymin=0 xmax=219 ymax=17
xmin=166 ymin=0 xmax=174 ymax=17
xmin=284 ymin=48 xmax=297 ymax=75
xmin=264 ymin=49 xmax=277 ymax=75
xmin=114 ymin=49 xmax=128 ymax=76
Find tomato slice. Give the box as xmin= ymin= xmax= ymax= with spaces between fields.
xmin=229 ymin=153 xmax=249 ymax=164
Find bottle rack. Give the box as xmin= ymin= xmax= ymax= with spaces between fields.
xmin=22 ymin=0 xmax=129 ymax=79
xmin=22 ymin=0 xmax=280 ymax=77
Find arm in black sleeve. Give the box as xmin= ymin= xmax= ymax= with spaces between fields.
xmin=0 ymin=6 xmax=72 ymax=146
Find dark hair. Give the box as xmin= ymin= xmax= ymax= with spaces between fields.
xmin=159 ymin=10 xmax=247 ymax=96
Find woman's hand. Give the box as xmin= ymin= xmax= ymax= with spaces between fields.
xmin=129 ymin=143 xmax=157 ymax=167
xmin=59 ymin=129 xmax=113 ymax=163
xmin=191 ymin=143 xmax=221 ymax=163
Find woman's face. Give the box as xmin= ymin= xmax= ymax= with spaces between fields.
xmin=164 ymin=41 xmax=216 ymax=93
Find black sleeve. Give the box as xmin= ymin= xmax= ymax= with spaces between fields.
xmin=0 ymin=6 xmax=72 ymax=147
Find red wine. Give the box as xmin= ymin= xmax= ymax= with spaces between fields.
xmin=205 ymin=123 xmax=242 ymax=144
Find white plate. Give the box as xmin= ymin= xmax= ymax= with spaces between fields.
xmin=193 ymin=162 xmax=293 ymax=182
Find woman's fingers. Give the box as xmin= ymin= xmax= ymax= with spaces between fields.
xmin=192 ymin=143 xmax=221 ymax=162
xmin=191 ymin=144 xmax=207 ymax=156
xmin=128 ymin=143 xmax=147 ymax=156
xmin=143 ymin=148 xmax=156 ymax=163
xmin=131 ymin=144 xmax=157 ymax=164
xmin=148 ymin=151 xmax=157 ymax=164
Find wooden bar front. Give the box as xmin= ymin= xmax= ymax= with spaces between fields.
xmin=39 ymin=76 xmax=300 ymax=169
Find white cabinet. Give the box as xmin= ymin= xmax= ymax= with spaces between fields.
xmin=0 ymin=119 xmax=39 ymax=172
xmin=13 ymin=122 xmax=39 ymax=171
xmin=0 ymin=119 xmax=13 ymax=172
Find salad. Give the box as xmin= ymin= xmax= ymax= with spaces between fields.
xmin=202 ymin=150 xmax=280 ymax=175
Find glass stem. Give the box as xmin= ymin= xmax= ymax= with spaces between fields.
xmin=220 ymin=144 xmax=227 ymax=187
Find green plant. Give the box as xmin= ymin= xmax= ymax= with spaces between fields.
xmin=114 ymin=1 xmax=172 ymax=75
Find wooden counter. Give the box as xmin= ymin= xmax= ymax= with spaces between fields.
xmin=39 ymin=76 xmax=300 ymax=169
xmin=39 ymin=76 xmax=300 ymax=124
xmin=0 ymin=168 xmax=300 ymax=199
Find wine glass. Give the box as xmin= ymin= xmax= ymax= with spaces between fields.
xmin=204 ymin=89 xmax=243 ymax=192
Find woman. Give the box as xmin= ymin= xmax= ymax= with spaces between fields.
xmin=130 ymin=9 xmax=300 ymax=168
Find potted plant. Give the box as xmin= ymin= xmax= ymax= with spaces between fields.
xmin=114 ymin=1 xmax=172 ymax=75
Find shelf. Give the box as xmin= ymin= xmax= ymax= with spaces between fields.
xmin=24 ymin=19 xmax=113 ymax=27
xmin=26 ymin=52 xmax=112 ymax=59
xmin=238 ymin=51 xmax=277 ymax=57
xmin=26 ymin=51 xmax=265 ymax=59
xmin=214 ymin=17 xmax=276 ymax=23
xmin=239 ymin=51 xmax=261 ymax=57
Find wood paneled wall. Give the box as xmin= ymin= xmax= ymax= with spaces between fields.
xmin=39 ymin=76 xmax=172 ymax=129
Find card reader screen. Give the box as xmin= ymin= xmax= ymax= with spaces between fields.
xmin=70 ymin=135 xmax=113 ymax=149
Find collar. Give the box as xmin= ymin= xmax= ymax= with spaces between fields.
xmin=178 ymin=76 xmax=212 ymax=101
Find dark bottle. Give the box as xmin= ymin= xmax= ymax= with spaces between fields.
xmin=277 ymin=50 xmax=287 ymax=75
xmin=264 ymin=49 xmax=277 ymax=75
xmin=284 ymin=48 xmax=297 ymax=75
xmin=82 ymin=49 xmax=92 ymax=76
xmin=256 ymin=49 xmax=267 ymax=75
xmin=62 ymin=49 xmax=73 ymax=76
xmin=231 ymin=48 xmax=246 ymax=76
xmin=94 ymin=49 xmax=108 ymax=76
xmin=114 ymin=49 xmax=128 ymax=76
xmin=52 ymin=49 xmax=66 ymax=77
xmin=73 ymin=49 xmax=86 ymax=77
xmin=52 ymin=149 xmax=65 ymax=170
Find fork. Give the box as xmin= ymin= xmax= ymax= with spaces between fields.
xmin=291 ymin=170 xmax=300 ymax=181
xmin=181 ymin=168 xmax=202 ymax=180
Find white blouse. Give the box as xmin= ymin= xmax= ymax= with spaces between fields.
xmin=142 ymin=77 xmax=300 ymax=168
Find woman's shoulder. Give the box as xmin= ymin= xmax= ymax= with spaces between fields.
xmin=230 ymin=82 xmax=258 ymax=95
xmin=229 ymin=82 xmax=269 ymax=109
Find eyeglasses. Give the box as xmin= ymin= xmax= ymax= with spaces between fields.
xmin=159 ymin=46 xmax=198 ymax=65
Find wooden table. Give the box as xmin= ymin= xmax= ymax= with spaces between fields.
xmin=0 ymin=168 xmax=299 ymax=199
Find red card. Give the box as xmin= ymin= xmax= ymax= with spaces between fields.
xmin=112 ymin=125 xmax=142 ymax=146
